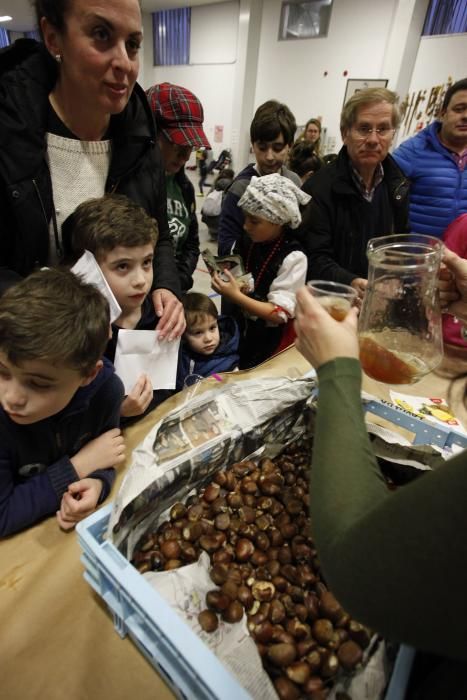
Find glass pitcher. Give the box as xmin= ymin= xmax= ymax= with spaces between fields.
xmin=358 ymin=233 xmax=444 ymax=384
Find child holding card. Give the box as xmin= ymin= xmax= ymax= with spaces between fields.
xmin=69 ymin=194 xmax=175 ymax=422
xmin=211 ymin=174 xmax=310 ymax=368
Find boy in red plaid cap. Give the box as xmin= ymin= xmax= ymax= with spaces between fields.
xmin=146 ymin=83 xmax=211 ymax=293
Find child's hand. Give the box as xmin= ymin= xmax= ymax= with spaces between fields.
xmin=121 ymin=374 xmax=153 ymax=417
xmin=56 ymin=479 xmax=103 ymax=531
xmin=71 ymin=428 xmax=126 ymax=478
xmin=211 ymin=270 xmax=242 ymax=301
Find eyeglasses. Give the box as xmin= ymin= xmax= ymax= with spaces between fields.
xmin=351 ymin=126 xmax=396 ymax=140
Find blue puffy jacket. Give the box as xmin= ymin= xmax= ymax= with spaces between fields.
xmin=392 ymin=121 xmax=467 ymax=238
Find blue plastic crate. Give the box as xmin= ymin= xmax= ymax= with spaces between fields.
xmin=76 ymin=505 xmax=251 ymax=700
xmin=363 ymin=397 xmax=467 ymax=449
xmin=77 ymin=505 xmax=416 ymax=700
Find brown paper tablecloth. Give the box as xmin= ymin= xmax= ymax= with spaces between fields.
xmin=1 ymin=347 xmax=465 ymax=700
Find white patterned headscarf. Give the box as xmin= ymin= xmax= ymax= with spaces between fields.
xmin=238 ymin=174 xmax=311 ymax=229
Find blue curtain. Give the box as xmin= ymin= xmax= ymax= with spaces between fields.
xmin=423 ymin=0 xmax=467 ymax=35
xmin=0 ymin=27 xmax=10 ymax=48
xmin=152 ymin=8 xmax=190 ymax=66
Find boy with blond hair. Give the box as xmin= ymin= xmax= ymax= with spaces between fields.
xmin=0 ymin=268 xmax=125 ymax=536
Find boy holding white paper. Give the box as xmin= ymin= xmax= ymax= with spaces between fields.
xmin=69 ymin=195 xmax=176 ymax=422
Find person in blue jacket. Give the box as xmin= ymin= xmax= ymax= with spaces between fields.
xmin=393 ymin=78 xmax=467 ymax=238
xmin=177 ymin=293 xmax=239 ymax=390
xmin=0 ymin=268 xmax=125 ymax=537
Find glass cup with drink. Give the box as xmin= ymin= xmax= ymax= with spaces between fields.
xmin=307 ymin=280 xmax=358 ymax=321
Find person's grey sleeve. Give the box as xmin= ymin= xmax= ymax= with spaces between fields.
xmin=310 ymin=357 xmax=467 ymax=659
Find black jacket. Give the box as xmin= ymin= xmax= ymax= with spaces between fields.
xmin=302 ymin=146 xmax=410 ymax=284
xmin=174 ymin=168 xmax=199 ymax=293
xmin=0 ymin=39 xmax=180 ymax=297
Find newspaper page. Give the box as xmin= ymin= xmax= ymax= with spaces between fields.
xmin=201 ymin=248 xmax=254 ymax=290
xmin=108 ymin=375 xmax=315 ymax=557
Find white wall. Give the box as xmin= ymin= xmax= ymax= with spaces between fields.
xmin=138 ymin=0 xmax=467 ymax=170
xmin=395 ymin=33 xmax=467 ymax=144
xmin=254 ymin=0 xmax=398 ymax=153
xmin=141 ymin=2 xmax=238 ymax=163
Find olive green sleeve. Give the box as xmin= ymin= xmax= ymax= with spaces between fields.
xmin=310 ymin=357 xmax=467 ymax=659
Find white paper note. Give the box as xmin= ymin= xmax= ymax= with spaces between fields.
xmin=71 ymin=250 xmax=122 ymax=323
xmin=114 ymin=329 xmax=180 ymax=393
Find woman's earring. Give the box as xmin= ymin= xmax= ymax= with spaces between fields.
xmin=55 ymin=54 xmax=62 ymax=63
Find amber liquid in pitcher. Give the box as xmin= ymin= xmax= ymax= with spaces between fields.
xmin=359 ymin=335 xmax=430 ymax=384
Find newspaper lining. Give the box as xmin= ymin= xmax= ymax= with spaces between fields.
xmin=201 ymin=248 xmax=254 ymax=290
xmin=108 ymin=376 xmax=314 ymax=557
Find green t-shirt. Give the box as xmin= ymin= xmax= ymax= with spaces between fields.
xmin=166 ymin=175 xmax=190 ymax=256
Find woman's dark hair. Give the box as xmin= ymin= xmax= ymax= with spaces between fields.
xmin=32 ymin=0 xmax=70 ymax=37
xmin=289 ymin=141 xmax=322 ymax=179
xmin=33 ymin=0 xmax=142 ymax=37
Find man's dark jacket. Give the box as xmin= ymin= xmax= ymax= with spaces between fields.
xmin=302 ymin=146 xmax=410 ymax=284
xmin=0 ymin=39 xmax=180 ymax=297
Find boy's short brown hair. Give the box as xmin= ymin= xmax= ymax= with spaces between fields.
xmin=69 ymin=194 xmax=159 ymax=262
xmin=183 ymin=292 xmax=218 ymax=331
xmin=0 ymin=268 xmax=110 ymax=375
xmin=250 ymin=100 xmax=297 ymax=147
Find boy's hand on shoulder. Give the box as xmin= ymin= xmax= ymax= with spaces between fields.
xmin=121 ymin=374 xmax=153 ymax=417
xmin=56 ymin=479 xmax=103 ymax=531
xmin=71 ymin=428 xmax=126 ymax=478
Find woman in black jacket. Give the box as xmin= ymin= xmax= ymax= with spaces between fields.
xmin=0 ymin=0 xmax=184 ymax=338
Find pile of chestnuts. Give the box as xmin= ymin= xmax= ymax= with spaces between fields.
xmin=132 ymin=443 xmax=371 ymax=700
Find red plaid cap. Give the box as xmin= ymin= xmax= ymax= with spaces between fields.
xmin=146 ymin=82 xmax=211 ymax=149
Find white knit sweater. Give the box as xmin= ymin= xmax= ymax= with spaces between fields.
xmin=46 ymin=132 xmax=112 ymax=264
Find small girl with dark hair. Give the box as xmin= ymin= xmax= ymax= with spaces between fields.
xmin=176 ymin=292 xmax=239 ymax=389
xmin=212 ymin=173 xmax=310 ymax=369
xmin=288 ymin=140 xmax=322 ymax=185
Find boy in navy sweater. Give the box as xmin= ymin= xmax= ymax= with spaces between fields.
xmin=0 ymin=269 xmax=125 ymax=536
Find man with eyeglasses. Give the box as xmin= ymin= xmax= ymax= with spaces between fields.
xmin=393 ymin=78 xmax=467 ymax=239
xmin=303 ymin=87 xmax=409 ymax=299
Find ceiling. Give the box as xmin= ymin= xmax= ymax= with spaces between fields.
xmin=1 ymin=0 xmax=231 ymax=32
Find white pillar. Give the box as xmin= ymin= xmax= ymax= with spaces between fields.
xmin=381 ymin=0 xmax=430 ymax=98
xmin=230 ymin=0 xmax=263 ymax=172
